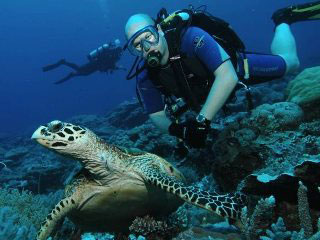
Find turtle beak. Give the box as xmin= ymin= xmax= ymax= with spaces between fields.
xmin=31 ymin=126 xmax=46 ymax=139
xmin=31 ymin=125 xmax=52 ymax=146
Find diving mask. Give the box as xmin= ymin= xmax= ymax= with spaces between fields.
xmin=125 ymin=25 xmax=160 ymax=57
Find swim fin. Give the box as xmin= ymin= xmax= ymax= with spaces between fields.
xmin=42 ymin=59 xmax=66 ymax=72
xmin=272 ymin=1 xmax=320 ymax=26
xmin=54 ymin=72 xmax=74 ymax=84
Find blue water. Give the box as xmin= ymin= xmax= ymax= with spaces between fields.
xmin=0 ymin=0 xmax=318 ymax=135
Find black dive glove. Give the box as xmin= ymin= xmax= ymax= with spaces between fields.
xmin=169 ymin=116 xmax=210 ymax=148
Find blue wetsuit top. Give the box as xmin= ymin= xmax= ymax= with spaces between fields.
xmin=136 ymin=26 xmax=286 ymax=114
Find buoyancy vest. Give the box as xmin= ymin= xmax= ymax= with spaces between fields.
xmin=147 ymin=8 xmax=246 ymax=112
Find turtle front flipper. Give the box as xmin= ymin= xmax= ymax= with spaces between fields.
xmin=36 ymin=196 xmax=77 ymax=240
xmin=143 ymin=169 xmax=247 ymax=220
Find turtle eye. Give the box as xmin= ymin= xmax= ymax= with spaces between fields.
xmin=48 ymin=121 xmax=64 ymax=133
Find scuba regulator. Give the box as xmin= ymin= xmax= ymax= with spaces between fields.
xmin=146 ymin=50 xmax=162 ymax=68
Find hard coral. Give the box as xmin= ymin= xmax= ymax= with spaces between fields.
xmin=258 ymin=182 xmax=320 ymax=240
xmin=243 ymin=102 xmax=303 ymax=133
xmin=286 ymin=66 xmax=320 ymax=106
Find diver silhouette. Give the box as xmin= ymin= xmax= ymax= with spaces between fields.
xmin=42 ymin=39 xmax=125 ymax=84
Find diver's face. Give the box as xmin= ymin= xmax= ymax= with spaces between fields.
xmin=128 ymin=25 xmax=169 ymax=65
xmin=132 ymin=31 xmax=158 ymax=57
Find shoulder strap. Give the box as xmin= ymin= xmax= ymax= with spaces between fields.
xmin=170 ymin=57 xmax=201 ymax=112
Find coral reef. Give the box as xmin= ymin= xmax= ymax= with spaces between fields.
xmin=243 ymin=160 xmax=320 ymax=210
xmin=105 ymin=100 xmax=148 ymax=129
xmin=0 ymin=207 xmax=37 ymax=240
xmin=211 ymin=101 xmax=320 ymax=192
xmin=241 ymin=196 xmax=276 ymax=239
xmin=0 ymin=189 xmax=63 ymax=239
xmin=286 ymin=66 xmax=320 ymax=106
xmin=286 ymin=66 xmax=320 ymax=120
xmin=1 ymin=66 xmax=320 ymax=239
xmin=244 ymin=102 xmax=304 ymax=133
xmin=257 ymin=182 xmax=320 ymax=240
xmin=129 ymin=215 xmax=180 ymax=240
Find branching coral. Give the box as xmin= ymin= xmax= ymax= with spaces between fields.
xmin=241 ymin=196 xmax=276 ymax=239
xmin=0 ymin=188 xmax=63 ymax=238
xmin=297 ymin=181 xmax=313 ymax=238
xmin=0 ymin=206 xmax=37 ymax=240
xmin=255 ymin=182 xmax=320 ymax=240
xmin=260 ymin=217 xmax=291 ymax=240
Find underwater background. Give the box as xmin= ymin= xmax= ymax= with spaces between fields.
xmin=0 ymin=0 xmax=318 ymax=136
xmin=0 ymin=0 xmax=320 ymax=240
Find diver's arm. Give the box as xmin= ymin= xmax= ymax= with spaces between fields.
xmin=149 ymin=110 xmax=172 ymax=133
xmin=136 ymin=68 xmax=169 ymax=132
xmin=180 ymin=27 xmax=238 ymax=121
xmin=199 ymin=60 xmax=238 ymax=121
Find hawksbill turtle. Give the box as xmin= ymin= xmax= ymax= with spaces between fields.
xmin=31 ymin=120 xmax=247 ymax=240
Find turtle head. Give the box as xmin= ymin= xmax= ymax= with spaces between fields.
xmin=31 ymin=120 xmax=99 ymax=159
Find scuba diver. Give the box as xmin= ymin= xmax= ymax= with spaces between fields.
xmin=42 ymin=39 xmax=125 ymax=84
xmin=123 ymin=1 xmax=320 ymax=150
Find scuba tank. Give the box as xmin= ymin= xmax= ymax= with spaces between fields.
xmin=87 ymin=43 xmax=109 ymax=61
xmin=87 ymin=39 xmax=121 ymax=62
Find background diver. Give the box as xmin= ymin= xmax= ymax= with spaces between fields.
xmin=124 ymin=1 xmax=320 ymax=150
xmin=42 ymin=39 xmax=126 ymax=84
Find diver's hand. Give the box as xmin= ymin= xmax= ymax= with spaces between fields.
xmin=169 ymin=119 xmax=210 ymax=148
